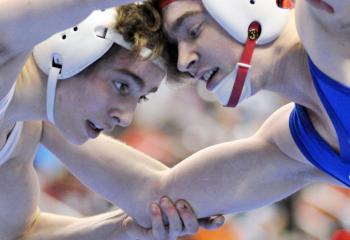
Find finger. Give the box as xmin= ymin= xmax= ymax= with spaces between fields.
xmin=175 ymin=200 xmax=199 ymax=236
xmin=160 ymin=197 xmax=183 ymax=239
xmin=198 ymin=215 xmax=225 ymax=230
xmin=123 ymin=216 xmax=152 ymax=240
xmin=151 ymin=203 xmax=167 ymax=240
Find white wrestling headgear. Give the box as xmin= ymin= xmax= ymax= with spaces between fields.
xmin=33 ymin=8 xmax=166 ymax=124
xmin=160 ymin=0 xmax=293 ymax=107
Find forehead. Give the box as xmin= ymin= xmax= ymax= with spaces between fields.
xmin=104 ymin=48 xmax=165 ymax=89
xmin=163 ymin=1 xmax=204 ymax=35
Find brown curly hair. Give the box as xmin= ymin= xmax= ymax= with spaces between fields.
xmin=115 ymin=1 xmax=165 ymax=60
xmin=116 ymin=1 xmax=186 ymax=83
xmin=82 ymin=2 xmax=169 ymax=76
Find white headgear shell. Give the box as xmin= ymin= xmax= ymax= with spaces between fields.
xmin=33 ymin=9 xmax=117 ymax=80
xmin=33 ymin=8 xmax=166 ymax=124
xmin=202 ymin=0 xmax=291 ymax=45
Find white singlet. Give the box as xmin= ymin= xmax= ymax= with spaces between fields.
xmin=0 ymin=83 xmax=23 ymax=166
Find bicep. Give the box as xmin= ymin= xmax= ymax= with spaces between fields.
xmin=157 ymin=134 xmax=315 ymax=218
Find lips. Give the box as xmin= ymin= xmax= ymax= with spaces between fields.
xmin=204 ymin=68 xmax=221 ymax=91
xmin=202 ymin=68 xmax=218 ymax=82
xmin=194 ymin=67 xmax=218 ymax=88
xmin=86 ymin=120 xmax=103 ymax=139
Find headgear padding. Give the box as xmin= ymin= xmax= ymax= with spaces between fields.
xmin=202 ymin=0 xmax=290 ymax=45
xmin=33 ymin=8 xmax=166 ymax=123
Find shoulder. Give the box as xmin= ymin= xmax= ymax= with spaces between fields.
xmin=255 ymin=103 xmax=311 ymax=164
xmin=7 ymin=121 xmax=43 ymax=166
xmin=254 ymin=103 xmax=335 ymax=183
xmin=294 ymin=0 xmax=350 ymax=84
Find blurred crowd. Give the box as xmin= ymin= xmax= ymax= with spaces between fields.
xmin=34 ymin=81 xmax=350 ymax=240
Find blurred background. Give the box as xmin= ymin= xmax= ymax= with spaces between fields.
xmin=35 ymin=81 xmax=350 ymax=240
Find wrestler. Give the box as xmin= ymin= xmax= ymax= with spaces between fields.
xmin=40 ymin=0 xmax=350 ymax=230
xmin=0 ymin=1 xmax=223 ymax=239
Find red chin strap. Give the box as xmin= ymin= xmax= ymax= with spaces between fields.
xmin=226 ymin=22 xmax=260 ymax=108
xmin=158 ymin=0 xmax=291 ymax=107
xmin=159 ymin=0 xmax=177 ymax=9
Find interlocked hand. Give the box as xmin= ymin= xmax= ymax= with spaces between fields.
xmin=123 ymin=197 xmax=225 ymax=240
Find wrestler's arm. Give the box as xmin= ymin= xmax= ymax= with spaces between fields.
xmin=23 ymin=205 xmax=199 ymax=240
xmin=0 ymin=0 xmax=138 ymax=98
xmin=22 ymin=209 xmax=131 ymax=240
xmin=41 ymin=104 xmax=324 ymax=227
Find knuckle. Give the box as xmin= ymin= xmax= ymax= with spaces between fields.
xmin=172 ymin=226 xmax=182 ymax=233
xmin=154 ymin=225 xmax=162 ymax=232
xmin=154 ymin=229 xmax=165 ymax=240
xmin=186 ymin=223 xmax=199 ymax=234
xmin=122 ymin=216 xmax=133 ymax=229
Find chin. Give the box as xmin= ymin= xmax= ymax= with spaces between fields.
xmin=63 ymin=130 xmax=88 ymax=145
xmin=70 ymin=136 xmax=88 ymax=145
xmin=56 ymin=119 xmax=88 ymax=145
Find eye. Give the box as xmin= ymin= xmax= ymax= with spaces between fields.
xmin=189 ymin=24 xmax=202 ymax=39
xmin=114 ymin=81 xmax=129 ymax=94
xmin=138 ymin=95 xmax=149 ymax=103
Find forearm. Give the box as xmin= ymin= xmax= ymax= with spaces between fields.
xmin=155 ymin=138 xmax=315 ymax=218
xmin=43 ymin=123 xmax=314 ymax=228
xmin=23 ymin=209 xmax=129 ymax=240
xmin=0 ymin=0 xmax=139 ymax=52
xmin=42 ymin=123 xmax=167 ymax=227
xmin=95 ymin=137 xmax=313 ymax=219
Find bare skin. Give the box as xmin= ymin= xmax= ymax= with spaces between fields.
xmin=32 ymin=0 xmax=350 ymax=229
xmin=2 ymin=0 xmax=347 ymax=237
xmin=159 ymin=0 xmax=350 ymax=165
xmin=0 ymin=1 xmax=224 ymax=239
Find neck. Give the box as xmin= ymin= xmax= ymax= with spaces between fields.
xmin=5 ymin=54 xmax=49 ymax=126
xmin=250 ymin=11 xmax=317 ymax=109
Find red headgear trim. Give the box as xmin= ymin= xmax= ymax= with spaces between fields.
xmin=277 ymin=0 xmax=295 ymax=9
xmin=159 ymin=0 xmax=177 ymax=9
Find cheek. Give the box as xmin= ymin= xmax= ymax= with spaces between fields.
xmin=84 ymin=78 xmax=111 ymax=104
xmin=58 ymin=79 xmax=107 ymax=119
xmin=56 ymin=81 xmax=79 ymax=112
xmin=201 ymin=26 xmax=239 ymax=66
xmin=206 ymin=27 xmax=229 ymax=51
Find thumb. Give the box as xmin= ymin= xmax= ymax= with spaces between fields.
xmin=123 ymin=216 xmax=152 ymax=240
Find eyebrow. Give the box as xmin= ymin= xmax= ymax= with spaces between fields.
xmin=170 ymin=10 xmax=202 ymax=35
xmin=117 ymin=69 xmax=159 ymax=94
xmin=116 ymin=69 xmax=145 ymax=91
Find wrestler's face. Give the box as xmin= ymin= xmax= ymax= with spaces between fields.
xmin=54 ymin=47 xmax=164 ymax=144
xmin=162 ymin=0 xmax=241 ymax=90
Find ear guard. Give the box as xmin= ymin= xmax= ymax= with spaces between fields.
xmin=159 ymin=0 xmax=294 ymax=107
xmin=33 ymin=8 xmax=166 ymax=124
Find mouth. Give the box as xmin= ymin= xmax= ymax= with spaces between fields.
xmin=86 ymin=120 xmax=104 ymax=139
xmin=198 ymin=67 xmax=220 ymax=90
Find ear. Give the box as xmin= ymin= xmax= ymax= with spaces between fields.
xmin=276 ymin=0 xmax=295 ymax=9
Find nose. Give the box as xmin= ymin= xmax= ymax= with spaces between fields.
xmin=177 ymin=41 xmax=199 ymax=74
xmin=109 ymin=109 xmax=135 ymax=128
